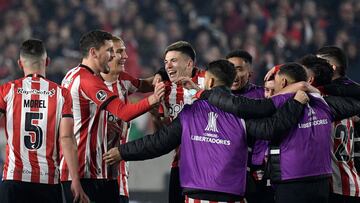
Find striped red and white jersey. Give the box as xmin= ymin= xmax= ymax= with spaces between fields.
xmin=0 ymin=74 xmax=73 ymax=184
xmin=104 ymin=71 xmax=139 ymax=196
xmin=60 ymin=64 xmax=122 ymax=181
xmin=185 ymin=196 xmax=246 ymax=203
xmin=331 ymin=118 xmax=360 ymax=197
xmin=159 ymin=68 xmax=205 ymax=167
xmin=160 ymin=68 xmax=205 ymax=120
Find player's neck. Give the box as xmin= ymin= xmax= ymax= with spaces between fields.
xmin=81 ymin=58 xmax=99 ymax=74
xmin=23 ymin=68 xmax=46 ymax=78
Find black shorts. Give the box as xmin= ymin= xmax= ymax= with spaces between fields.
xmin=61 ymin=179 xmax=119 ymax=203
xmin=0 ymin=180 xmax=62 ymax=203
xmin=169 ymin=167 xmax=184 ymax=203
xmin=330 ymin=192 xmax=360 ymax=203
xmin=120 ymin=195 xmax=129 ymax=203
xmin=275 ymin=178 xmax=330 ymax=203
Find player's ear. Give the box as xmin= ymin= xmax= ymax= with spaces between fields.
xmin=209 ymin=78 xmax=215 ymax=89
xmin=18 ymin=59 xmax=23 ymax=70
xmin=187 ymin=59 xmax=194 ymax=70
xmin=248 ymin=70 xmax=253 ymax=80
xmin=281 ymin=77 xmax=288 ymax=88
xmin=45 ymin=57 xmax=50 ymax=67
xmin=307 ymin=76 xmax=314 ymax=85
xmin=90 ymin=47 xmax=97 ymax=58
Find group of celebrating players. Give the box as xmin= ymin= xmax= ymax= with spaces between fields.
xmin=0 ymin=29 xmax=359 ymax=203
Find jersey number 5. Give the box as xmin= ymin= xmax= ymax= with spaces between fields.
xmin=24 ymin=112 xmax=44 ymax=150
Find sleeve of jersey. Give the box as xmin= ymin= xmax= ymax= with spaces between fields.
xmin=119 ymin=71 xmax=140 ymax=94
xmin=206 ymin=87 xmax=277 ymax=119
xmin=61 ymin=88 xmax=73 ymax=118
xmin=105 ymin=97 xmax=151 ymax=122
xmin=120 ymin=117 xmax=182 ymax=161
xmin=81 ymin=75 xmax=150 ymax=121
xmin=325 ymin=96 xmax=360 ymax=121
xmin=245 ymin=99 xmax=304 ymax=141
xmin=322 ymin=83 xmax=360 ymax=100
xmin=0 ymin=84 xmax=10 ymax=113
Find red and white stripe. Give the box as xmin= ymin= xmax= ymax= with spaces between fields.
xmin=185 ymin=196 xmax=246 ymax=203
xmin=331 ymin=118 xmax=360 ymax=197
xmin=162 ymin=69 xmax=205 ymax=120
xmin=105 ymin=71 xmax=139 ymax=196
xmin=0 ymin=75 xmax=70 ymax=184
xmin=60 ymin=66 xmax=119 ymax=181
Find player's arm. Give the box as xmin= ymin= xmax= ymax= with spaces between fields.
xmin=83 ymin=75 xmax=165 ymax=122
xmin=105 ymin=81 xmax=165 ymax=122
xmin=276 ymin=81 xmax=320 ymax=95
xmin=246 ymin=90 xmax=308 ymax=141
xmin=0 ymin=84 xmax=10 ymax=120
xmin=324 ymin=95 xmax=360 ymax=121
xmin=60 ymin=89 xmax=89 ymax=203
xmin=201 ymin=86 xmax=277 ymax=119
xmin=103 ymin=117 xmax=182 ymax=165
xmin=321 ymin=83 xmax=360 ymax=99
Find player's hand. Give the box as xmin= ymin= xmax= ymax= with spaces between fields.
xmin=71 ymin=179 xmax=90 ymax=203
xmin=103 ymin=147 xmax=122 ymax=165
xmin=107 ymin=121 xmax=123 ymax=137
xmin=152 ymin=74 xmax=163 ymax=86
xmin=264 ymin=65 xmax=281 ymax=81
xmin=148 ymin=82 xmax=165 ymax=105
xmin=294 ymin=90 xmax=309 ymax=104
xmin=174 ymin=77 xmax=200 ymax=90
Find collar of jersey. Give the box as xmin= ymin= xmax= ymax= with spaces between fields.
xmin=79 ymin=64 xmax=95 ymax=74
xmin=26 ymin=74 xmax=45 ymax=78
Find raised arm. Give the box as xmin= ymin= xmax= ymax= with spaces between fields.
xmin=246 ymin=91 xmax=308 ymax=141
xmin=103 ymin=118 xmax=182 ymax=165
xmin=322 ymin=83 xmax=360 ymax=100
xmin=202 ymin=86 xmax=276 ymax=119
xmin=324 ymin=96 xmax=360 ymax=121
xmin=105 ymin=81 xmax=165 ymax=122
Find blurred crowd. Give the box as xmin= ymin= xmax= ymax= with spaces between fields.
xmin=0 ymin=0 xmax=360 ymax=198
xmin=0 ymin=0 xmax=360 ymax=84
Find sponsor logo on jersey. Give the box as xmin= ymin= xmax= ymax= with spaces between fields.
xmin=17 ymin=88 xmax=55 ymax=97
xmin=168 ymin=101 xmax=184 ymax=117
xmin=96 ymin=90 xmax=107 ymax=101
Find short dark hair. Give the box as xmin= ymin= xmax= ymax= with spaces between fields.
xmin=299 ymin=54 xmax=334 ymax=87
xmin=278 ymin=62 xmax=308 ymax=83
xmin=316 ymin=46 xmax=347 ymax=76
xmin=20 ymin=39 xmax=46 ymax=58
xmin=206 ymin=59 xmax=236 ymax=87
xmin=226 ymin=50 xmax=253 ymax=64
xmin=164 ymin=41 xmax=196 ymax=61
xmin=79 ymin=30 xmax=113 ymax=57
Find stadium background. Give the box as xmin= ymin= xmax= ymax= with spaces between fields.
xmin=0 ymin=0 xmax=360 ymax=202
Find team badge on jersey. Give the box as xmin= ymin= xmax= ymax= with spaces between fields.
xmin=96 ymin=90 xmax=107 ymax=101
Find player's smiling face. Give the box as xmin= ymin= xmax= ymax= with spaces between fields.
xmin=164 ymin=51 xmax=193 ymax=82
xmin=227 ymin=57 xmax=251 ymax=91
xmin=108 ymin=40 xmax=127 ymax=74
